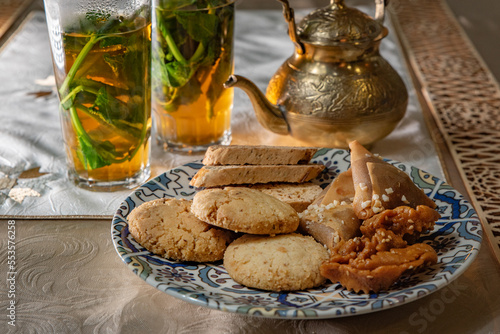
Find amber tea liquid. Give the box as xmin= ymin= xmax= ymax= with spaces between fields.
xmin=54 ymin=23 xmax=151 ymax=190
xmin=153 ymin=64 xmax=233 ymax=148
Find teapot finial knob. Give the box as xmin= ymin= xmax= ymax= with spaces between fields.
xmin=375 ymin=0 xmax=388 ymax=22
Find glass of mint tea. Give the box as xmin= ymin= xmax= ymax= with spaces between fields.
xmin=43 ymin=0 xmax=152 ymax=191
xmin=152 ymin=0 xmax=235 ymax=153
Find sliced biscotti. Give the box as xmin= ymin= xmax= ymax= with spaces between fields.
xmin=249 ymin=182 xmax=323 ymax=213
xmin=189 ymin=164 xmax=325 ymax=188
xmin=202 ymin=145 xmax=318 ymax=165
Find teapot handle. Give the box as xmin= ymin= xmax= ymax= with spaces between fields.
xmin=277 ymin=0 xmax=305 ymax=55
xmin=374 ymin=0 xmax=388 ymax=22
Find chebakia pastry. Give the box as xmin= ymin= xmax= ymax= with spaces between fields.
xmin=305 ymin=141 xmax=441 ymax=293
xmin=320 ymin=205 xmax=440 ymax=294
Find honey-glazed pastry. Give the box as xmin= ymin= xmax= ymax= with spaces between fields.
xmin=360 ymin=205 xmax=440 ymax=244
xmin=320 ymin=205 xmax=439 ymax=294
xmin=320 ymin=231 xmax=438 ymax=294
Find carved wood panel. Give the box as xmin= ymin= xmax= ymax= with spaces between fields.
xmin=390 ymin=0 xmax=500 ymax=263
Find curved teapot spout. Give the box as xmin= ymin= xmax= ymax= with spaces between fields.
xmin=224 ymin=75 xmax=289 ymax=135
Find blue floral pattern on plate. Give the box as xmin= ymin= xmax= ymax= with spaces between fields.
xmin=111 ymin=148 xmax=482 ymax=319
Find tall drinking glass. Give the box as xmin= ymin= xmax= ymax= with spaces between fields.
xmin=43 ymin=0 xmax=152 ymax=191
xmin=152 ymin=0 xmax=235 ymax=153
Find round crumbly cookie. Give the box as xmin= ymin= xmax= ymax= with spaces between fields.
xmin=128 ymin=198 xmax=235 ymax=262
xmin=224 ymin=233 xmax=330 ymax=291
xmin=191 ymin=187 xmax=299 ymax=235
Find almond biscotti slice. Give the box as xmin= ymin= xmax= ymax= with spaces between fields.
xmin=249 ymin=182 xmax=323 ymax=213
xmin=202 ymin=145 xmax=318 ymax=165
xmin=189 ymin=165 xmax=325 ymax=188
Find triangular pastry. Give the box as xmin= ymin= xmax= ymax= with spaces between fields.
xmin=299 ymin=169 xmax=359 ymax=250
xmin=299 ymin=204 xmax=361 ymax=251
xmin=320 ymin=169 xmax=355 ymax=205
xmin=311 ymin=169 xmax=355 ymax=206
xmin=349 ymin=140 xmax=436 ymax=220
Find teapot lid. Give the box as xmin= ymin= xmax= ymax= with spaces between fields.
xmin=297 ymin=0 xmax=386 ymax=46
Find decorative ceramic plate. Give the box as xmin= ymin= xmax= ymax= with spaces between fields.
xmin=111 ymin=148 xmax=482 ymax=319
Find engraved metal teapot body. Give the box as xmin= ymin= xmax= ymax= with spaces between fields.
xmin=224 ymin=0 xmax=408 ymax=149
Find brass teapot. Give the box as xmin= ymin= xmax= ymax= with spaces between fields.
xmin=224 ymin=0 xmax=408 ymax=149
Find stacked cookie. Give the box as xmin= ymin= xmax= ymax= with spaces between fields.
xmin=128 ymin=145 xmax=330 ymax=292
xmin=190 ymin=145 xmax=325 ymax=212
xmin=190 ymin=145 xmax=329 ymax=291
xmin=128 ymin=142 xmax=441 ymax=295
xmin=128 ymin=198 xmax=235 ymax=263
xmin=191 ymin=186 xmax=329 ymax=291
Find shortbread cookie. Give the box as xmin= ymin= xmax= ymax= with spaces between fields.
xmin=191 ymin=187 xmax=299 ymax=235
xmin=128 ymin=198 xmax=235 ymax=262
xmin=224 ymin=233 xmax=329 ymax=291
xmin=202 ymin=145 xmax=318 ymax=165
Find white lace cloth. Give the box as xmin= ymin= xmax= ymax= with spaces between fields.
xmin=0 ymin=7 xmax=442 ymax=217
